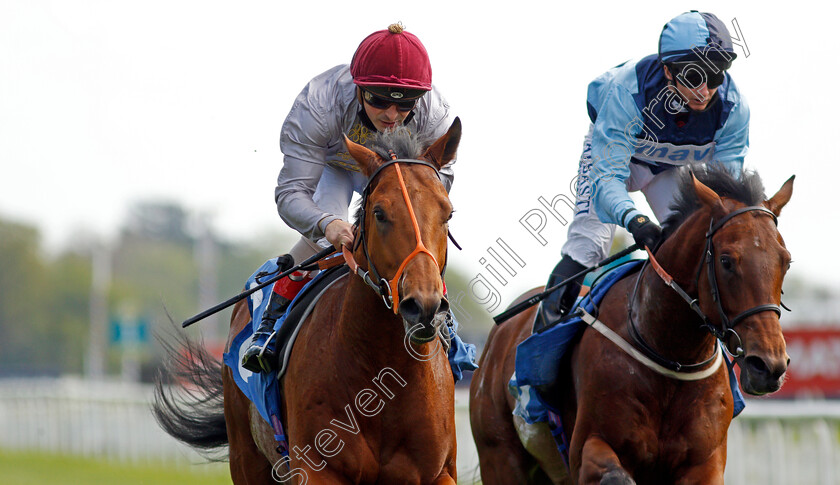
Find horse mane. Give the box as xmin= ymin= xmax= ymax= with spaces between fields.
xmin=352 ymin=126 xmax=429 ymax=225
xmin=368 ymin=125 xmax=427 ymax=161
xmin=661 ymin=165 xmax=767 ymax=236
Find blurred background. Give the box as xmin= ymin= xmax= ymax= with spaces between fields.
xmin=2 ymin=1 xmax=839 ymax=483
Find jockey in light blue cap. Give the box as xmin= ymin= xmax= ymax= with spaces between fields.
xmin=659 ymin=11 xmax=737 ymax=64
xmin=535 ymin=11 xmax=748 ymax=331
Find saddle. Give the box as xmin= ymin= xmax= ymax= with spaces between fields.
xmin=222 ymin=260 xmax=349 ymax=430
xmin=272 ymin=264 xmax=350 ymax=379
xmin=516 ymin=260 xmax=645 ymax=389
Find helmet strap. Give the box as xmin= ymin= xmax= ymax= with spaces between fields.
xmin=357 ymin=106 xmax=378 ymax=131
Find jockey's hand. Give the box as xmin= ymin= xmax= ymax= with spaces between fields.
xmin=325 ymin=219 xmax=355 ymax=250
xmin=627 ymin=214 xmax=663 ymax=251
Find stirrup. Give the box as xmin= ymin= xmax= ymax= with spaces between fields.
xmin=242 ymin=330 xmax=277 ymax=373
xmin=254 ymin=330 xmax=277 ymax=373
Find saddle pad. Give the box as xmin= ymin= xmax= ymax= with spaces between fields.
xmin=222 ymin=259 xmax=348 ymax=425
xmin=514 ymin=260 xmax=644 ymax=390
xmin=510 ymin=259 xmax=745 ymax=426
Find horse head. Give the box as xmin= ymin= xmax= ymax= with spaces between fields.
xmin=343 ymin=118 xmax=461 ymax=344
xmin=684 ymin=170 xmax=794 ymax=395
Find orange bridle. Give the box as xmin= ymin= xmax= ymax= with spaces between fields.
xmin=342 ymin=156 xmax=444 ymax=313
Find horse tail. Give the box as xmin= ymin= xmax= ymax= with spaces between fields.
xmin=152 ymin=324 xmax=229 ymax=461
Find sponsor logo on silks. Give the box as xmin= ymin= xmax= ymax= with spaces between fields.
xmin=633 ymin=141 xmax=716 ymax=166
xmin=572 ymin=158 xmax=594 ymax=215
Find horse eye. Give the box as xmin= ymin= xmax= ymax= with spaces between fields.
xmin=373 ymin=208 xmax=386 ymax=222
xmin=719 ymin=255 xmax=734 ymax=271
xmin=446 ymin=211 xmax=454 ymax=222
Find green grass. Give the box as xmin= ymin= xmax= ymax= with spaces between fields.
xmin=0 ymin=448 xmax=233 ymax=485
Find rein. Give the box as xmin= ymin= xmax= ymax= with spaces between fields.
xmin=342 ymin=152 xmax=445 ymax=313
xmin=627 ymin=205 xmax=781 ymax=372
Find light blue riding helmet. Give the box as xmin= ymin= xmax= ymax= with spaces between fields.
xmin=658 ymin=11 xmax=737 ymax=68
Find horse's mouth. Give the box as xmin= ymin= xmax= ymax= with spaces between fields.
xmin=402 ymin=310 xmax=449 ymax=345
xmin=404 ymin=320 xmax=438 ymax=344
xmin=740 ymin=375 xmax=784 ymax=396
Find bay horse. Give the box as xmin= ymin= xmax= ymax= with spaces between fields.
xmin=470 ymin=167 xmax=794 ymax=484
xmin=154 ymin=119 xmax=462 ymax=484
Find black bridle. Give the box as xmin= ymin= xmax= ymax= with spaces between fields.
xmin=628 ymin=205 xmax=782 ymax=371
xmin=700 ymin=206 xmax=782 ymax=336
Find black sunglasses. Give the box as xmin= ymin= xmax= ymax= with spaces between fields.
xmin=362 ymin=89 xmax=417 ymax=112
xmin=672 ymin=63 xmax=726 ymax=89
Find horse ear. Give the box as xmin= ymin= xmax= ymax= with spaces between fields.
xmin=343 ymin=135 xmax=383 ymax=177
xmin=692 ymin=173 xmax=726 ymax=215
xmin=422 ymin=117 xmax=461 ymax=170
xmin=764 ymin=175 xmax=795 ymax=216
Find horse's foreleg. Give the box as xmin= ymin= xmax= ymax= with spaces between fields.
xmin=675 ymin=469 xmax=724 ymax=485
xmin=578 ymin=435 xmax=635 ymax=485
xmin=292 ymin=468 xmax=354 ymax=484
xmin=431 ymin=474 xmax=457 ymax=484
xmin=673 ymin=447 xmax=726 ymax=485
xmin=474 ymin=439 xmax=538 ymax=485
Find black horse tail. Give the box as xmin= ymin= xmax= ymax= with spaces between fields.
xmin=152 ymin=324 xmax=229 ymax=461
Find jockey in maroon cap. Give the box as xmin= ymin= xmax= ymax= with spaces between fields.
xmin=242 ymin=23 xmax=461 ymax=373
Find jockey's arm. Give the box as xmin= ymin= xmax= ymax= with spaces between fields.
xmin=439 ymin=163 xmax=454 ymax=193
xmin=710 ymin=86 xmax=750 ymax=176
xmin=413 ymin=88 xmax=456 ymax=193
xmin=274 ymin=155 xmax=333 ymax=240
xmin=589 ymin=83 xmax=648 ymax=229
xmin=276 ymin=87 xmax=341 ymax=241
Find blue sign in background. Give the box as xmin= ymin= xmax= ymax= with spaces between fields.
xmin=109 ymin=317 xmax=150 ymax=347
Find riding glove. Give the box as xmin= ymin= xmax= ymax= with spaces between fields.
xmin=627 ymin=214 xmax=663 ymax=251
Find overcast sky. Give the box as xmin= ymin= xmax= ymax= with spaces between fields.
xmin=2 ymin=1 xmax=838 ymax=309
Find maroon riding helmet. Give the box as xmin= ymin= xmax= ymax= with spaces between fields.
xmin=350 ymin=23 xmax=432 ymax=101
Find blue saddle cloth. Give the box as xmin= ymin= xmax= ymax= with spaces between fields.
xmin=222 ymin=258 xmax=478 ymax=439
xmin=510 ymin=259 xmax=745 ymax=426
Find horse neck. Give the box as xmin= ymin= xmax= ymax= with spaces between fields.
xmin=633 ymin=210 xmax=718 ymax=363
xmin=334 ymin=274 xmax=416 ymax=367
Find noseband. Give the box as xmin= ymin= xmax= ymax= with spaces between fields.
xmin=630 ymin=205 xmax=782 ymax=370
xmin=342 ymin=153 xmax=445 ymax=313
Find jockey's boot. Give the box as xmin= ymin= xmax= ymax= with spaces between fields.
xmin=241 ymin=255 xmax=311 ymax=373
xmin=533 ymin=255 xmax=587 ymax=333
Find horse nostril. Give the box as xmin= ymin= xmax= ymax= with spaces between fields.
xmin=438 ymin=297 xmax=450 ymax=315
xmin=399 ymin=298 xmax=422 ymax=324
xmin=744 ymin=355 xmax=769 ymax=376
xmin=398 ymin=296 xmax=441 ymax=326
xmin=745 ymin=355 xmax=787 ymax=381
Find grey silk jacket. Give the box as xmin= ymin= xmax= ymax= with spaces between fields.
xmin=275 ymin=64 xmax=456 ymax=241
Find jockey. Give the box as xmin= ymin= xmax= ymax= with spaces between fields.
xmin=535 ymin=11 xmax=747 ymax=331
xmin=243 ymin=23 xmax=462 ymax=373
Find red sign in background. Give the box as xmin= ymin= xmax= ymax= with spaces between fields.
xmin=763 ymin=327 xmax=840 ymax=398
